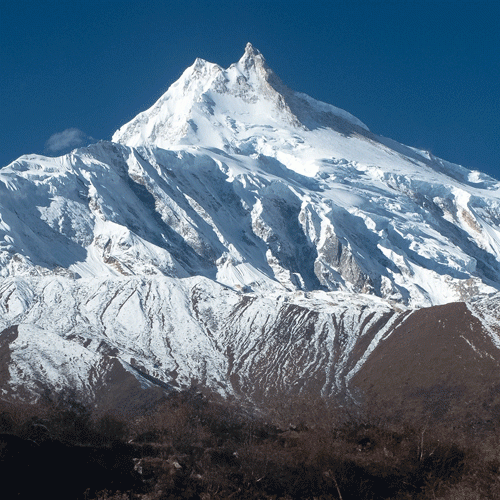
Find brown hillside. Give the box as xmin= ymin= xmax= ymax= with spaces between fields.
xmin=351 ymin=302 xmax=500 ymax=420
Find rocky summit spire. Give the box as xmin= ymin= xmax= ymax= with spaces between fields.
xmin=244 ymin=42 xmax=262 ymax=58
xmin=238 ymin=42 xmax=266 ymax=73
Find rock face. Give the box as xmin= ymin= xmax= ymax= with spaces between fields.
xmin=1 ymin=44 xmax=500 ymax=407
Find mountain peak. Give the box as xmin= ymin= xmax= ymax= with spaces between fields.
xmin=243 ymin=42 xmax=262 ymax=58
xmin=238 ymin=42 xmax=267 ymax=73
xmin=111 ymin=43 xmax=366 ymax=149
xmin=192 ymin=57 xmax=210 ymax=69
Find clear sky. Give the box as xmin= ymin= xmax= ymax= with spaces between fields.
xmin=1 ymin=0 xmax=499 ymax=178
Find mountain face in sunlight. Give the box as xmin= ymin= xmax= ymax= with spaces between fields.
xmin=1 ymin=44 xmax=499 ymax=408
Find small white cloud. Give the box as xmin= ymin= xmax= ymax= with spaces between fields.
xmin=45 ymin=128 xmax=88 ymax=152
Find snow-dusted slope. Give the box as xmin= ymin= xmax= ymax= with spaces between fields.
xmin=1 ymin=44 xmax=500 ymax=403
xmin=1 ymin=275 xmax=498 ymax=406
xmin=0 ymin=275 xmax=403 ymax=403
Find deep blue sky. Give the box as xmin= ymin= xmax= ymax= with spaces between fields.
xmin=1 ymin=0 xmax=499 ymax=178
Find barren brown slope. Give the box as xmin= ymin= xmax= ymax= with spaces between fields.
xmin=350 ymin=302 xmax=500 ymax=420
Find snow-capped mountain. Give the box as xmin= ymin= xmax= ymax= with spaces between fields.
xmin=1 ymin=44 xmax=500 ymax=407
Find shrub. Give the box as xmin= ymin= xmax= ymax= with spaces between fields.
xmin=1 ymin=388 xmax=499 ymax=499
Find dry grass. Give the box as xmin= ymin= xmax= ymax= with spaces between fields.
xmin=1 ymin=388 xmax=499 ymax=499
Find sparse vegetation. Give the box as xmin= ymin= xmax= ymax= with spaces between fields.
xmin=1 ymin=389 xmax=499 ymax=499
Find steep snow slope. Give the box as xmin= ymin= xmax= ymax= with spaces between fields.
xmin=1 ymin=44 xmax=500 ymax=403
